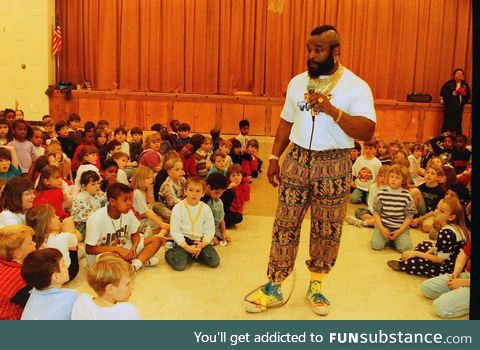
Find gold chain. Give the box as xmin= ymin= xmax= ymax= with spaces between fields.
xmin=307 ymin=64 xmax=344 ymax=99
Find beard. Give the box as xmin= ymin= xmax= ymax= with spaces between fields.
xmin=307 ymin=52 xmax=335 ymax=79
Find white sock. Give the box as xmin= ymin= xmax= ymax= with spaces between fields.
xmin=131 ymin=259 xmax=142 ymax=271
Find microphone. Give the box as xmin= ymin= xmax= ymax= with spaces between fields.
xmin=306 ymin=83 xmax=318 ymax=121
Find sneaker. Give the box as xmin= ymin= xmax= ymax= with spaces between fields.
xmin=245 ymin=282 xmax=283 ymax=313
xmin=131 ymin=259 xmax=143 ymax=271
xmin=305 ymin=280 xmax=330 ymax=316
xmin=165 ymin=241 xmax=174 ymax=251
xmin=345 ymin=216 xmax=363 ymax=227
xmin=143 ymin=257 xmax=159 ymax=267
xmin=219 ymin=240 xmax=228 ymax=247
xmin=387 ymin=260 xmax=401 ymax=271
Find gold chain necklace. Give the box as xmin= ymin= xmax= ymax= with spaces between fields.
xmin=307 ymin=64 xmax=344 ymax=99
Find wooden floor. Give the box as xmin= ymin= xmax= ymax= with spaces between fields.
xmin=67 ymin=138 xmax=464 ymax=320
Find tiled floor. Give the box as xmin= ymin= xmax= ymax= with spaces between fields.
xmin=67 ymin=138 xmax=464 ymax=320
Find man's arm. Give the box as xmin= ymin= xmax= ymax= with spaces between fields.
xmin=308 ymin=93 xmax=375 ymax=141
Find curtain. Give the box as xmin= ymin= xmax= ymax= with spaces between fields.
xmin=57 ymin=0 xmax=473 ymax=100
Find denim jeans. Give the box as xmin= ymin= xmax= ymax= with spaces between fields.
xmin=420 ymin=272 xmax=470 ymax=318
xmin=165 ymin=243 xmax=220 ymax=271
xmin=370 ymin=227 xmax=412 ymax=252
xmin=350 ymin=188 xmax=368 ymax=204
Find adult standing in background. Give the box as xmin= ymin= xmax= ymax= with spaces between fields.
xmin=440 ymin=68 xmax=470 ymax=136
xmin=245 ymin=25 xmax=375 ymax=316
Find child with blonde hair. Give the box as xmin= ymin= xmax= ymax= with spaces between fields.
xmin=387 ymin=197 xmax=469 ymax=277
xmin=371 ymin=165 xmax=416 ymax=252
xmin=0 ymin=225 xmax=36 ymax=319
xmin=130 ymin=166 xmax=169 ymax=236
xmin=166 ymin=176 xmax=219 ymax=271
xmin=71 ymin=255 xmax=140 ymax=320
xmin=346 ymin=165 xmax=389 ymax=227
xmin=158 ymin=158 xmax=186 ymax=210
xmin=26 ymin=204 xmax=80 ymax=281
xmin=219 ymin=139 xmax=233 ymax=168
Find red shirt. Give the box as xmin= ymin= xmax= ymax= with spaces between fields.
xmin=33 ymin=188 xmax=69 ymax=219
xmin=0 ymin=260 xmax=26 ymax=320
xmin=230 ymin=180 xmax=250 ymax=214
xmin=182 ymin=155 xmax=197 ymax=177
xmin=71 ymin=143 xmax=101 ymax=173
xmin=463 ymin=242 xmax=471 ymax=273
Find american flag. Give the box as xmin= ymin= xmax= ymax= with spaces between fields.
xmin=52 ymin=17 xmax=62 ymax=56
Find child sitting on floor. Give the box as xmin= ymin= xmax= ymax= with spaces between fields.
xmin=166 ymin=176 xmax=219 ymax=271
xmin=71 ymin=255 xmax=140 ymax=320
xmin=0 ymin=225 xmax=36 ymax=320
xmin=371 ymin=165 xmax=416 ymax=252
xmin=21 ymin=248 xmax=79 ymax=320
xmin=202 ymin=172 xmax=230 ymax=246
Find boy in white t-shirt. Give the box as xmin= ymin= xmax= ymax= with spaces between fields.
xmin=71 ymin=255 xmax=140 ymax=320
xmin=85 ymin=183 xmax=162 ymax=271
xmin=21 ymin=248 xmax=79 ymax=320
xmin=350 ymin=140 xmax=382 ymax=205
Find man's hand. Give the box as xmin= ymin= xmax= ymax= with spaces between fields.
xmin=267 ymin=160 xmax=280 ymax=187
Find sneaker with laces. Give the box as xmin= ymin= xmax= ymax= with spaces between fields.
xmin=305 ymin=280 xmax=330 ymax=316
xmin=245 ymin=282 xmax=283 ymax=313
xmin=345 ymin=216 xmax=363 ymax=227
xmin=143 ymin=256 xmax=159 ymax=267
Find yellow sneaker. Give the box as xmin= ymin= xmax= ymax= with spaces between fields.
xmin=245 ymin=282 xmax=283 ymax=313
xmin=305 ymin=280 xmax=330 ymax=316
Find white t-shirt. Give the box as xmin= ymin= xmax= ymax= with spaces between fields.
xmin=0 ymin=210 xmax=25 ymax=228
xmin=117 ymin=169 xmax=129 ymax=185
xmin=42 ymin=232 xmax=78 ymax=267
xmin=85 ymin=206 xmax=140 ymax=266
xmin=352 ymin=156 xmax=382 ymax=192
xmin=408 ymin=154 xmax=424 ymax=187
xmin=71 ymin=293 xmax=140 ymax=320
xmin=281 ymin=68 xmax=376 ymax=151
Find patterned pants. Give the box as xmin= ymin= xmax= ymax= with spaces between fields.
xmin=267 ymin=144 xmax=352 ymax=282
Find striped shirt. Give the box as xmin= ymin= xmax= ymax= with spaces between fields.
xmin=0 ymin=260 xmax=26 ymax=320
xmin=373 ymin=186 xmax=417 ymax=230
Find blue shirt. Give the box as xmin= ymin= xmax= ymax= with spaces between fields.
xmin=0 ymin=164 xmax=22 ymax=181
xmin=21 ymin=288 xmax=79 ymax=320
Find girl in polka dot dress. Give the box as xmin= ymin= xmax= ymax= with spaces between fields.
xmin=387 ymin=197 xmax=469 ymax=277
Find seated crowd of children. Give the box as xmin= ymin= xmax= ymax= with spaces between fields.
xmin=0 ymin=110 xmax=263 ymax=319
xmin=346 ymin=133 xmax=472 ymax=319
xmin=0 ymin=108 xmax=471 ymax=320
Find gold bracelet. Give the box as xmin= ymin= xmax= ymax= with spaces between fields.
xmin=335 ymin=109 xmax=343 ymax=124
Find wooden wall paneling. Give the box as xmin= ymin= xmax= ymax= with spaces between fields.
xmin=422 ymin=110 xmax=443 ymax=142
xmin=50 ymin=92 xmax=77 ymax=122
xmin=193 ymin=102 xmax=217 ymax=133
xmin=220 ymin=103 xmax=244 ymax=134
xmin=172 ymin=102 xmax=196 ymax=131
xmin=124 ymin=99 xmax=142 ymax=130
xmin=269 ymin=105 xmax=284 ymax=136
xmin=375 ymin=108 xmax=419 ymax=142
xmin=78 ymin=97 xmax=100 ymax=124
xmin=461 ymin=111 xmax=472 ymax=139
xmin=99 ymin=98 xmax=122 ymax=127
xmin=145 ymin=100 xmax=169 ymax=130
xmin=243 ymin=104 xmax=266 ymax=136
